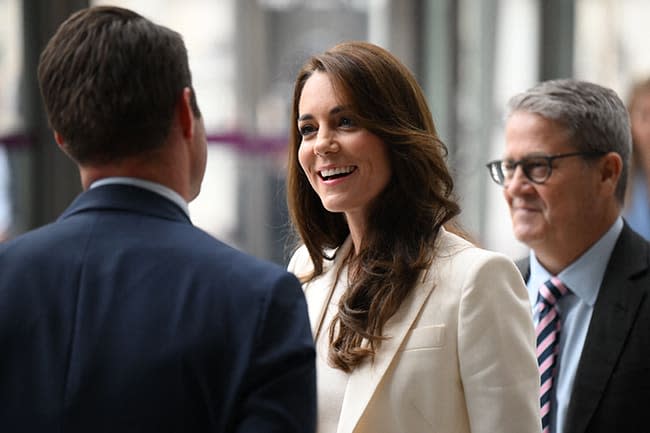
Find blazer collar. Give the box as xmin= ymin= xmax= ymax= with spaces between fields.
xmin=59 ymin=184 xmax=192 ymax=224
xmin=565 ymin=223 xmax=649 ymax=433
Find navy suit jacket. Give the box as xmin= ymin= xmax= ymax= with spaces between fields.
xmin=0 ymin=184 xmax=316 ymax=433
xmin=516 ymin=223 xmax=650 ymax=433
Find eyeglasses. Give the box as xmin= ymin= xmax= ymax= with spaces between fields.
xmin=486 ymin=151 xmax=606 ymax=186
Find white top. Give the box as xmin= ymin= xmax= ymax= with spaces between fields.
xmin=315 ymin=264 xmax=350 ymax=433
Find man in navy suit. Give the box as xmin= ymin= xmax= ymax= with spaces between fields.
xmin=0 ymin=6 xmax=316 ymax=432
xmin=486 ymin=79 xmax=650 ymax=433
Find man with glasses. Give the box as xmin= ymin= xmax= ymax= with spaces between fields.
xmin=487 ymin=78 xmax=650 ymax=433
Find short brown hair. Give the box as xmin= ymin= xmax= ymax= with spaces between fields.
xmin=38 ymin=6 xmax=200 ymax=164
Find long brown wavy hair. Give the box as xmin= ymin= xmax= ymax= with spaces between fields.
xmin=286 ymin=41 xmax=460 ymax=372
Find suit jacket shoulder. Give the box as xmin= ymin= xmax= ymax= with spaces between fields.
xmin=564 ymin=224 xmax=650 ymax=433
xmin=0 ymin=184 xmax=316 ymax=432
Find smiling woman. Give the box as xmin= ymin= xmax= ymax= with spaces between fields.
xmin=296 ymin=70 xmax=391 ymax=247
xmin=284 ymin=40 xmax=542 ymax=433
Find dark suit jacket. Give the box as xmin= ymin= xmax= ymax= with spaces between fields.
xmin=0 ymin=184 xmax=316 ymax=433
xmin=516 ymin=223 xmax=650 ymax=433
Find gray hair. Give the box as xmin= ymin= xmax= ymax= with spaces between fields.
xmin=507 ymin=78 xmax=632 ymax=203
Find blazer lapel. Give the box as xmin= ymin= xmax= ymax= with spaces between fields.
xmin=565 ymin=225 xmax=649 ymax=433
xmin=336 ymin=268 xmax=436 ymax=433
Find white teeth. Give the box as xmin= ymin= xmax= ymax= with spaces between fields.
xmin=320 ymin=166 xmax=355 ymax=178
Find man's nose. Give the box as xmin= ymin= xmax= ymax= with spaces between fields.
xmin=504 ymin=165 xmax=531 ymax=193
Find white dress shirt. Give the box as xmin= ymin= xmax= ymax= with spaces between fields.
xmin=90 ymin=177 xmax=190 ymax=219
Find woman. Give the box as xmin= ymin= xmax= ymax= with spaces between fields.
xmin=286 ymin=41 xmax=540 ymax=433
xmin=624 ymin=77 xmax=650 ymax=239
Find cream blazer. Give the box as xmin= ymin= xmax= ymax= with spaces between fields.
xmin=288 ymin=229 xmax=541 ymax=433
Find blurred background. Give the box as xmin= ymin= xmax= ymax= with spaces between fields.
xmin=1 ymin=0 xmax=650 ymax=264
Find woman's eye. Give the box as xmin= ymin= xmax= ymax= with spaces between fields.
xmin=339 ymin=117 xmax=355 ymax=128
xmin=299 ymin=124 xmax=316 ymax=137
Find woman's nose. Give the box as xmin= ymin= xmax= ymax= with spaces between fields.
xmin=313 ymin=129 xmax=338 ymax=155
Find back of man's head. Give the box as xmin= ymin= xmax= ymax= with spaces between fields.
xmin=38 ymin=6 xmax=201 ymax=165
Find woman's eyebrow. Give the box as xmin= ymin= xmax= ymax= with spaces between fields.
xmin=298 ymin=105 xmax=350 ymax=122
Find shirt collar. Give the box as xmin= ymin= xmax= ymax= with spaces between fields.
xmin=528 ymin=217 xmax=623 ymax=307
xmin=89 ymin=177 xmax=190 ymax=219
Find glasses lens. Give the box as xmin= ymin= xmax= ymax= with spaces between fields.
xmin=488 ymin=162 xmax=505 ymax=185
xmin=522 ymin=158 xmax=550 ymax=183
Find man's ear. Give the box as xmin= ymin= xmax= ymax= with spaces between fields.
xmin=177 ymin=87 xmax=195 ymax=139
xmin=53 ymin=131 xmax=76 ymax=161
xmin=54 ymin=131 xmax=65 ymax=147
xmin=600 ymin=151 xmax=623 ymax=193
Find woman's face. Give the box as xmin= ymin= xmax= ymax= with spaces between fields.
xmin=631 ymin=90 xmax=650 ymax=158
xmin=297 ymin=71 xmax=392 ymax=226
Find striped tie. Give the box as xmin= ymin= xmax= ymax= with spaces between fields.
xmin=536 ymin=277 xmax=568 ymax=433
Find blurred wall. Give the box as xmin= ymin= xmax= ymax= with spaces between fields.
xmin=3 ymin=0 xmax=650 ymax=263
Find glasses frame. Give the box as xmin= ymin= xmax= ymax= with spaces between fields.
xmin=486 ymin=151 xmax=607 ymax=186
